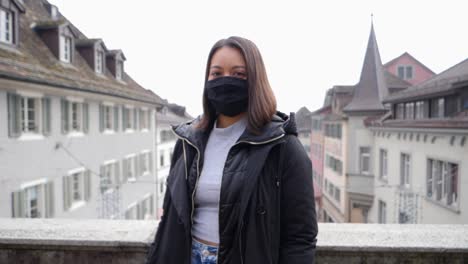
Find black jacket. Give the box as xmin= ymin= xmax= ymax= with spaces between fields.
xmin=146 ymin=111 xmax=318 ymax=264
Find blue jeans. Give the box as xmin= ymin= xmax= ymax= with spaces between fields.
xmin=191 ymin=238 xmax=218 ymax=264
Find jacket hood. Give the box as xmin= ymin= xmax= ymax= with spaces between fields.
xmin=171 ymin=111 xmax=297 ymax=148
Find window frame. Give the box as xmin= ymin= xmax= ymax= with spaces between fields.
xmin=0 ymin=8 xmax=13 ymax=44
xmin=60 ymin=34 xmax=72 ymax=63
xmin=359 ymin=146 xmax=371 ymax=175
xmin=379 ymin=148 xmax=388 ymax=181
xmin=400 ymin=153 xmax=411 ymax=188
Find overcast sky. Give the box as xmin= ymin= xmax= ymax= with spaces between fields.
xmin=48 ymin=0 xmax=468 ymax=116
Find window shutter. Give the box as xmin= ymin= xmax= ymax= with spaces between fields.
xmin=84 ymin=170 xmax=91 ymax=201
xmin=113 ymin=105 xmax=119 ymax=131
xmin=133 ymin=109 xmax=137 ymax=129
xmin=122 ymin=106 xmax=127 ymax=130
xmin=11 ymin=190 xmax=25 ymax=218
xmin=44 ymin=181 xmax=54 ymax=218
xmin=99 ymin=104 xmax=104 ymax=132
xmin=83 ymin=102 xmax=89 ymax=134
xmin=61 ymin=99 xmax=69 ymax=134
xmin=135 ymin=156 xmax=141 ymax=178
xmin=147 ymin=110 xmax=151 ymax=130
xmin=122 ymin=159 xmax=128 ymax=183
xmin=149 ymin=195 xmax=154 ymax=216
xmin=63 ymin=175 xmax=71 ymax=211
xmin=148 ymin=152 xmax=153 ymax=174
xmin=7 ymin=93 xmax=21 ymax=138
xmin=100 ymin=165 xmax=105 ymax=194
xmin=42 ymin=97 xmax=51 ymax=136
xmin=136 ymin=203 xmax=142 ymax=220
xmin=114 ymin=161 xmax=120 ymax=186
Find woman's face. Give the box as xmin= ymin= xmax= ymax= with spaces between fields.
xmin=208 ymin=46 xmax=247 ymax=81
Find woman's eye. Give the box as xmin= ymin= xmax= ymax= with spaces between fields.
xmin=234 ymin=72 xmax=246 ymax=77
xmin=210 ymin=72 xmax=221 ymax=77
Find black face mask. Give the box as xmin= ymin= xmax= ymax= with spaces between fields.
xmin=205 ymin=76 xmax=249 ymax=117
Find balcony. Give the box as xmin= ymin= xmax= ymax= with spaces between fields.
xmin=1 ymin=218 xmax=467 ymax=263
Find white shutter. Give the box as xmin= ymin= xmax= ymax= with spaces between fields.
xmin=99 ymin=104 xmax=104 ymax=132
xmin=42 ymin=97 xmax=51 ymax=136
xmin=122 ymin=159 xmax=128 ymax=183
xmin=114 ymin=105 xmax=119 ymax=131
xmin=83 ymin=102 xmax=89 ymax=133
xmin=61 ymin=99 xmax=69 ymax=134
xmin=148 ymin=152 xmax=153 ymax=174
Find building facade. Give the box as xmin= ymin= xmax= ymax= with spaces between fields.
xmin=0 ymin=0 xmax=166 ymax=220
xmin=368 ymin=59 xmax=468 ymax=224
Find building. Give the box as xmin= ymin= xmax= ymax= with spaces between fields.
xmin=384 ymin=52 xmax=436 ymax=86
xmin=154 ymin=102 xmax=192 ymax=219
xmin=310 ymin=105 xmax=330 ymax=221
xmin=317 ymin=22 xmax=436 ymax=223
xmin=367 ymin=58 xmax=468 ymax=224
xmin=295 ymin=106 xmax=323 ymax=217
xmin=0 ymin=0 xmax=166 ymax=220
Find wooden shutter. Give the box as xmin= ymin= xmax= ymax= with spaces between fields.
xmin=61 ymin=99 xmax=69 ymax=134
xmin=113 ymin=105 xmax=119 ymax=131
xmin=11 ymin=190 xmax=25 ymax=218
xmin=83 ymin=102 xmax=89 ymax=133
xmin=7 ymin=93 xmax=21 ymax=138
xmin=99 ymin=104 xmax=104 ymax=132
xmin=42 ymin=97 xmax=51 ymax=136
xmin=114 ymin=161 xmax=120 ymax=186
xmin=84 ymin=170 xmax=91 ymax=201
xmin=44 ymin=181 xmax=54 ymax=218
xmin=63 ymin=175 xmax=71 ymax=211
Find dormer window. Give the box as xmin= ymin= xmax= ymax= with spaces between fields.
xmin=0 ymin=9 xmax=13 ymax=44
xmin=95 ymin=49 xmax=104 ymax=74
xmin=60 ymin=35 xmax=72 ymax=63
xmin=116 ymin=60 xmax=123 ymax=80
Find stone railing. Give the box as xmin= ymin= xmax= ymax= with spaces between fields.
xmin=0 ymin=218 xmax=467 ymax=263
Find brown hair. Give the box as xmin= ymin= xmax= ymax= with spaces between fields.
xmin=197 ymin=36 xmax=277 ymax=134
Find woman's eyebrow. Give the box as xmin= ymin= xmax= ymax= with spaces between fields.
xmin=210 ymin=65 xmax=223 ymax=69
xmin=232 ymin=66 xmax=246 ymax=69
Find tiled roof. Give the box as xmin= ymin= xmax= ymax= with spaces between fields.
xmin=383 ymin=59 xmax=468 ymax=103
xmin=0 ymin=0 xmax=164 ymax=106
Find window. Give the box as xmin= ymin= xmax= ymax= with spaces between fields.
xmin=100 ymin=161 xmax=120 ymax=193
xmin=415 ymin=101 xmax=427 ymax=119
xmin=7 ymin=93 xmax=51 ymax=137
xmin=125 ymin=203 xmax=138 ymax=220
xmin=60 ymin=35 xmax=72 ymax=63
xmin=400 ymin=153 xmax=411 ymax=188
xmin=405 ymin=102 xmax=414 ymax=119
xmin=359 ymin=147 xmax=371 ymax=175
xmin=95 ymin=49 xmax=104 ymax=74
xmin=99 ymin=104 xmax=119 ymax=132
xmin=116 ymin=60 xmax=123 ymax=81
xmin=61 ymin=99 xmax=89 ymax=134
xmin=160 ymin=150 xmax=165 ymax=168
xmin=325 ymin=123 xmax=342 ymax=139
xmin=378 ymin=200 xmax=387 ymax=223
xmin=0 ymin=9 xmax=13 ymax=44
xmin=122 ymin=106 xmax=137 ymax=131
xmin=326 ymin=154 xmax=342 ymax=175
xmin=397 ymin=65 xmax=413 ymax=80
xmin=427 ymin=159 xmax=458 ymax=208
xmin=63 ymin=169 xmax=91 ymax=211
xmin=396 ymin=103 xmax=405 ymax=119
xmin=137 ymin=194 xmax=154 ymax=220
xmin=379 ymin=149 xmax=388 ymax=180
xmin=11 ymin=180 xmax=54 ymax=218
xmin=334 ymin=187 xmax=341 ymax=203
xmin=160 ymin=130 xmax=176 ymax=143
xmin=123 ymin=155 xmax=137 ymax=181
xmin=431 ymin=98 xmax=445 ymax=118
xmin=139 ymin=109 xmax=150 ymax=130
xmin=139 ymin=151 xmax=153 ymax=176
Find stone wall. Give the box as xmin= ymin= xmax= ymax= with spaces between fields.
xmin=1 ymin=219 xmax=467 ymax=264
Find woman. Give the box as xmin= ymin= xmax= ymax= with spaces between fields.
xmin=146 ymin=36 xmax=318 ymax=264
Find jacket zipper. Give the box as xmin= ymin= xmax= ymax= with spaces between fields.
xmin=219 ymin=133 xmax=285 ymax=264
xmin=174 ymin=129 xmax=285 ymax=264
